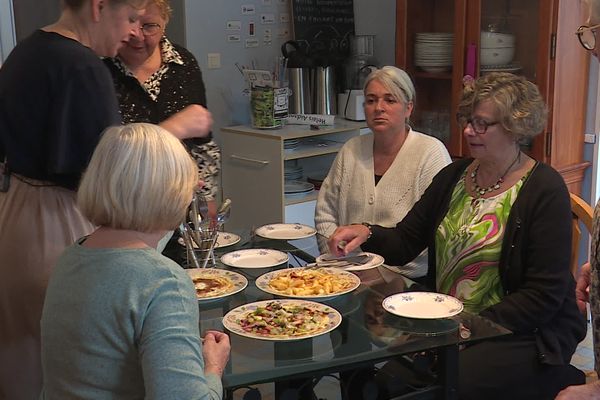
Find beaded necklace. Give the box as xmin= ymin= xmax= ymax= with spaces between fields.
xmin=471 ymin=151 xmax=521 ymax=198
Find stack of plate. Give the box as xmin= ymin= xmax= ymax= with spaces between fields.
xmin=284 ymin=180 xmax=314 ymax=195
xmin=284 ymin=138 xmax=301 ymax=150
xmin=284 ymin=164 xmax=303 ymax=181
xmin=414 ymin=32 xmax=454 ymax=73
xmin=480 ymin=61 xmax=522 ymax=74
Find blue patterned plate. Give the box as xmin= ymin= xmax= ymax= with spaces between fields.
xmin=255 ymin=223 xmax=316 ymax=240
xmin=221 ymin=248 xmax=289 ymax=268
xmin=223 ymin=299 xmax=342 ymax=341
xmin=382 ymin=292 xmax=463 ymax=319
xmin=186 ymin=268 xmax=248 ymax=300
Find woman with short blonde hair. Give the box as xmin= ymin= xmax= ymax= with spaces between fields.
xmin=41 ymin=123 xmax=230 ymax=399
xmin=78 ymin=123 xmax=196 ymax=232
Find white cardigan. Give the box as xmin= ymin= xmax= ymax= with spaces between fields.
xmin=315 ymin=129 xmax=451 ymax=278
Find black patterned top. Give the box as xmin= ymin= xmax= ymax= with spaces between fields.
xmin=103 ymin=38 xmax=220 ymax=200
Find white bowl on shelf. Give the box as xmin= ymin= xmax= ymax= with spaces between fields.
xmin=480 ymin=31 xmax=515 ymax=48
xmin=480 ymin=46 xmax=515 ymax=66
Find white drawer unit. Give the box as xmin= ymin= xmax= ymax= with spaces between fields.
xmin=221 ymin=121 xmax=366 ymax=231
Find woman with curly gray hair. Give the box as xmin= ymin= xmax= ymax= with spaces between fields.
xmin=328 ymin=72 xmax=586 ymax=399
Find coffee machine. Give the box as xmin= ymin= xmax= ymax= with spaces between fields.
xmin=339 ymin=35 xmax=378 ymax=121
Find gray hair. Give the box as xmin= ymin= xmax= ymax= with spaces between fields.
xmin=363 ymin=66 xmax=416 ymax=105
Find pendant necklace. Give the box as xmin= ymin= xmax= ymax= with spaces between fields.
xmin=471 ymin=150 xmax=521 ymax=198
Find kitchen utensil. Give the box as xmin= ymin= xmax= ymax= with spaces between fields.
xmin=180 ymin=224 xmax=201 ymax=268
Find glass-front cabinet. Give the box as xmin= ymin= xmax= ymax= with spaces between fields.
xmin=395 ymin=0 xmax=590 ymax=193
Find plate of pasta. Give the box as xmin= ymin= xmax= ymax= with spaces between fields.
xmin=255 ymin=267 xmax=360 ymax=299
xmin=223 ymin=299 xmax=342 ymax=341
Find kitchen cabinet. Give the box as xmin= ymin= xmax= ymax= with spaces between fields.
xmin=395 ymin=0 xmax=590 ymax=193
xmin=220 ymin=121 xmax=367 ymax=231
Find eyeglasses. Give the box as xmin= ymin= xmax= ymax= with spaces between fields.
xmin=576 ymin=24 xmax=600 ymax=51
xmin=457 ymin=115 xmax=499 ymax=134
xmin=140 ymin=23 xmax=162 ymax=36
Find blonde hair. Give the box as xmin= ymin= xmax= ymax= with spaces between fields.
xmin=457 ymin=72 xmax=547 ymax=140
xmin=78 ymin=123 xmax=197 ymax=232
xmin=363 ymin=66 xmax=416 ymax=105
xmin=151 ymin=0 xmax=173 ymax=21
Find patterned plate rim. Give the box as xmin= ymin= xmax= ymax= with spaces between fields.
xmin=382 ymin=292 xmax=464 ymax=319
xmin=222 ymin=299 xmax=342 ymax=341
xmin=220 ymin=248 xmax=289 ymax=268
xmin=255 ymin=223 xmax=317 ymax=240
xmin=186 ymin=268 xmax=248 ymax=300
xmin=254 ymin=267 xmax=361 ymax=299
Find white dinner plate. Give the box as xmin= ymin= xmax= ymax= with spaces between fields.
xmin=255 ymin=267 xmax=361 ymax=299
xmin=284 ymin=180 xmax=314 ymax=194
xmin=315 ymin=252 xmax=384 ymax=271
xmin=255 ymin=223 xmax=317 ymax=240
xmin=222 ymin=299 xmax=342 ymax=341
xmin=382 ymin=292 xmax=464 ymax=319
xmin=186 ymin=268 xmax=248 ymax=300
xmin=178 ymin=231 xmax=241 ymax=249
xmin=221 ymin=248 xmax=289 ymax=268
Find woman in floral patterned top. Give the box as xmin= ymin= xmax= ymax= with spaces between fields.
xmin=328 ymin=73 xmax=586 ymax=399
xmin=104 ymin=0 xmax=221 ymax=217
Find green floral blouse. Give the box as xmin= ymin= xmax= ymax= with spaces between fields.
xmin=435 ymin=173 xmax=525 ymax=314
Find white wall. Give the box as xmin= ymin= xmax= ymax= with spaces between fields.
xmin=0 ymin=0 xmax=16 ymax=63
xmin=183 ymin=0 xmax=397 ymax=136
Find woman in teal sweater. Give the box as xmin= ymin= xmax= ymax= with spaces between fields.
xmin=40 ymin=123 xmax=230 ymax=399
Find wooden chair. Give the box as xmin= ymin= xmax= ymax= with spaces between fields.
xmin=570 ymin=193 xmax=593 ymax=278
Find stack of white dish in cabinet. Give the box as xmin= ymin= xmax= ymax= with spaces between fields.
xmin=414 ymin=32 xmax=454 ymax=73
xmin=480 ymin=31 xmax=520 ymax=73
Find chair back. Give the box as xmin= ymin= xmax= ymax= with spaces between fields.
xmin=570 ymin=192 xmax=593 ymax=277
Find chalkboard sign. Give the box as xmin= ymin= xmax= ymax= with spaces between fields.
xmin=291 ymin=0 xmax=355 ymax=60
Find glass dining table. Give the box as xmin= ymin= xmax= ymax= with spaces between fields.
xmin=164 ymin=229 xmax=511 ymax=400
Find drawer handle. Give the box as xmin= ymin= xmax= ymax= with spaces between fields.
xmin=230 ymin=154 xmax=270 ymax=165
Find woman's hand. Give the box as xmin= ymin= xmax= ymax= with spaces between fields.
xmin=555 ymin=381 xmax=600 ymax=399
xmin=160 ymin=104 xmax=213 ymax=139
xmin=202 ymin=330 xmax=230 ymax=377
xmin=327 ymin=224 xmax=370 ymax=256
xmin=576 ymin=262 xmax=592 ymax=314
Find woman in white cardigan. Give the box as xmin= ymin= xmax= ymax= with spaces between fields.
xmin=315 ymin=66 xmax=451 ymax=279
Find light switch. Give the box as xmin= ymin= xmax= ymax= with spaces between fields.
xmin=207 ymin=53 xmax=221 ymax=69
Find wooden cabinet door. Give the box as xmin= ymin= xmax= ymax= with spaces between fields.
xmin=548 ymin=0 xmax=590 ymax=193
xmin=396 ymin=0 xmax=590 ymax=192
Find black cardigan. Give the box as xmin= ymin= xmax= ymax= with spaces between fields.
xmin=364 ymin=158 xmax=586 ymax=365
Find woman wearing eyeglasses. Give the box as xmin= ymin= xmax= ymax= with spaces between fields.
xmin=104 ymin=0 xmax=220 ymax=218
xmin=329 ymin=72 xmax=586 ymax=400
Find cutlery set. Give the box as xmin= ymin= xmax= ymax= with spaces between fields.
xmin=305 ymin=254 xmax=373 ymax=269
xmin=179 ymin=192 xmax=232 ymax=268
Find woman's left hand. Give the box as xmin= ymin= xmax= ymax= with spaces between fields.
xmin=555 ymin=381 xmax=600 ymax=399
